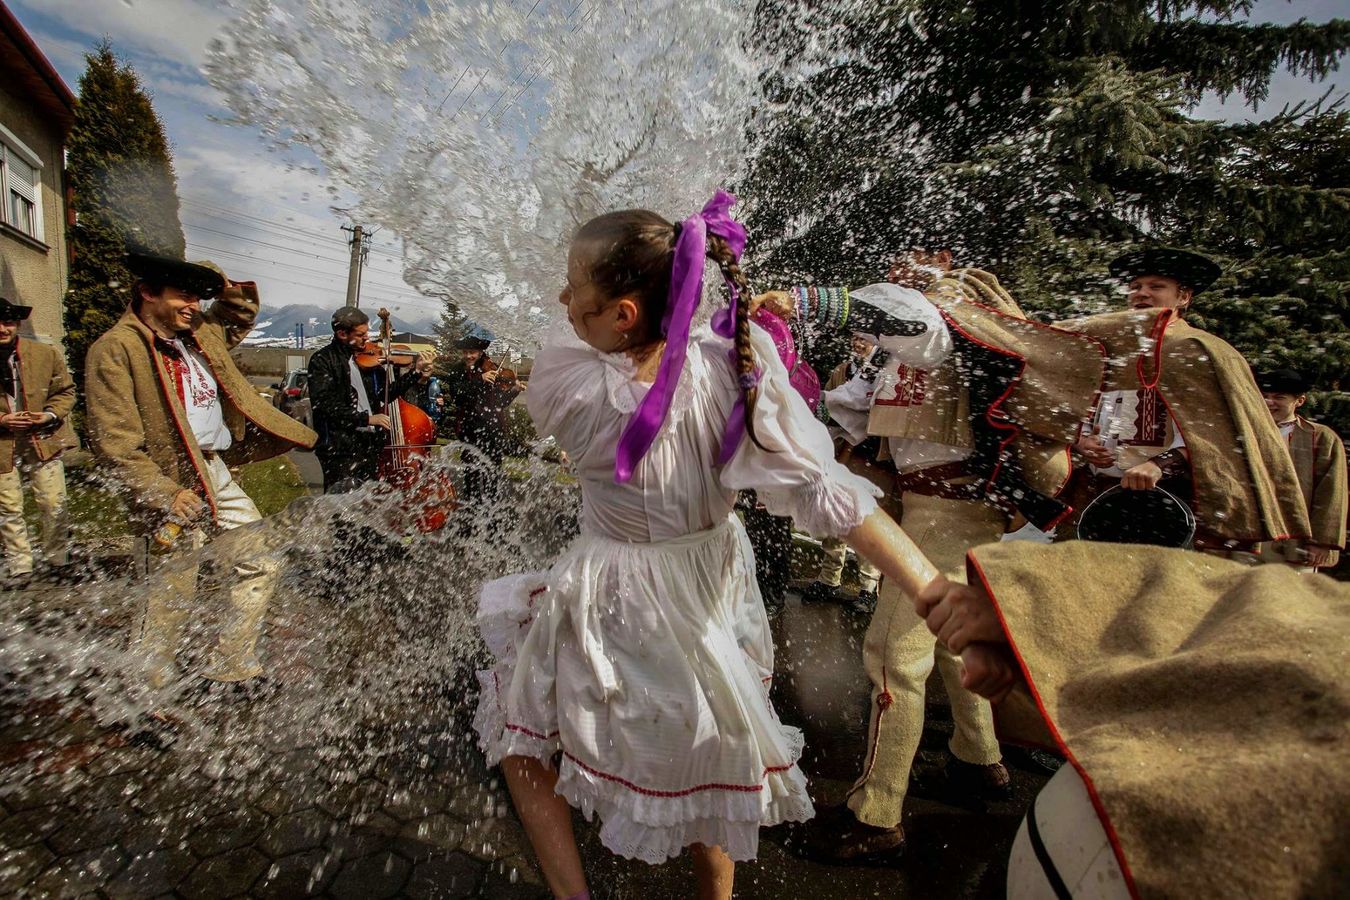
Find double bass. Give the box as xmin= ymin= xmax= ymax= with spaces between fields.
xmin=370 ymin=308 xmax=456 ymax=533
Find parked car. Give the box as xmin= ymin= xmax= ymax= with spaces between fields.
xmin=272 ymin=369 xmax=312 ymax=429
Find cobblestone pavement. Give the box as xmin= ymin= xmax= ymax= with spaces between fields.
xmin=1 ymin=572 xmax=1051 ymax=899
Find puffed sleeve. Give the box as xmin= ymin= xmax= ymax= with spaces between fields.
xmin=525 ymin=342 xmax=610 ymax=459
xmin=719 ymin=325 xmax=882 ymax=537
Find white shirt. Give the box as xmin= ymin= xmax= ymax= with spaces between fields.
xmin=1089 ymin=389 xmax=1185 ymax=478
xmin=348 ymin=356 xmax=373 ymax=415
xmin=172 ymin=338 xmax=232 ymax=452
xmin=527 ymin=322 xmax=881 ymax=543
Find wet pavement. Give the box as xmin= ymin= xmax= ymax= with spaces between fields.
xmin=1 ymin=557 xmax=1051 ymax=899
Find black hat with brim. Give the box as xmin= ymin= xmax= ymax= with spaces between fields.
xmin=1108 ymin=247 xmax=1221 ymax=294
xmin=125 ymin=252 xmax=225 ymax=299
xmin=0 ymin=296 xmax=33 ymax=321
xmin=454 ymin=335 xmax=492 ymax=351
xmin=1257 ymin=368 xmax=1309 ymax=395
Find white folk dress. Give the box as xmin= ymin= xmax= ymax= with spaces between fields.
xmin=473 ymin=323 xmax=881 ymax=864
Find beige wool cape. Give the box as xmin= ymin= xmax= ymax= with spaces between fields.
xmin=965 ymin=540 xmax=1349 ymax=899
xmin=1062 ymin=308 xmax=1309 ymax=544
xmin=1288 ymin=416 xmax=1347 ymax=568
xmin=85 ymin=279 xmax=315 ymax=532
xmin=867 ymin=268 xmax=1106 ymax=505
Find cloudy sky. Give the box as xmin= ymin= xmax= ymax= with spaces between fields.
xmin=8 ymin=0 xmax=1346 ymax=333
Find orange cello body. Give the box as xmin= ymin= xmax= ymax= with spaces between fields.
xmin=372 ymin=309 xmax=457 ymax=534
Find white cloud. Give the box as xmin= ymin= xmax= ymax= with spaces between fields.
xmin=22 ymin=0 xmax=229 ymax=70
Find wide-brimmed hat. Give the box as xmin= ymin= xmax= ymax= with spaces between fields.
xmin=1108 ymin=247 xmax=1221 ymax=294
xmin=1257 ymin=368 xmax=1309 ymax=395
xmin=0 ymin=296 xmax=33 ymax=321
xmin=454 ymin=324 xmax=495 ymax=351
xmin=125 ymin=252 xmax=225 ymax=299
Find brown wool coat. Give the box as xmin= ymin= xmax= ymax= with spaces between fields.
xmin=1289 ymin=415 xmax=1347 ymax=567
xmin=866 ymin=268 xmax=1106 ymax=498
xmin=84 ymin=280 xmax=315 ymax=530
xmin=0 ymin=338 xmax=78 ymax=473
xmin=968 ymin=540 xmax=1350 ymax=899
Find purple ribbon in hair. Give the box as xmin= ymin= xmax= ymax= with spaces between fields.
xmin=613 ymin=189 xmax=747 ymax=483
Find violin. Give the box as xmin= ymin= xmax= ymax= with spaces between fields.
xmin=355 ymin=339 xmax=418 ymax=369
xmin=475 ymin=354 xmax=518 ymax=388
xmin=370 ymin=308 xmax=456 ymax=533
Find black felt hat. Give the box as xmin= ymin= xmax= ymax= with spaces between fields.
xmin=124 ymin=252 xmax=225 ymax=299
xmin=1108 ymin=247 xmax=1221 ymax=294
xmin=0 ymin=296 xmax=33 ymax=321
xmin=1257 ymin=368 xmax=1309 ymax=395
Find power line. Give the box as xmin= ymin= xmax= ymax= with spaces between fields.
xmin=180 ymin=197 xmax=404 ymax=261
xmin=181 ymin=220 xmax=408 ymax=279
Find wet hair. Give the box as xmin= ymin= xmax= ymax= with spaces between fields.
xmin=575 ymin=209 xmax=766 ymax=450
xmin=332 ymin=306 xmax=369 ymax=333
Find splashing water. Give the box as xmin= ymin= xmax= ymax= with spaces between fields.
xmin=203 ymin=0 xmax=761 ymax=342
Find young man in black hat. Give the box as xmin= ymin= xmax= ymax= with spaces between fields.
xmin=0 ymin=295 xmax=76 ymax=584
xmin=1062 ymin=247 xmax=1309 ymax=555
xmin=307 ymin=306 xmax=434 ymax=492
xmin=1257 ymin=368 xmax=1346 ymax=570
xmin=85 ymin=254 xmax=315 ymax=693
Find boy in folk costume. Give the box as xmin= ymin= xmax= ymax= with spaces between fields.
xmin=1061 ymin=248 xmax=1310 ymax=555
xmin=1256 ymin=369 xmax=1346 ymax=570
xmin=0 ymin=296 xmax=77 ymax=583
xmin=789 ymin=254 xmax=1107 ymax=861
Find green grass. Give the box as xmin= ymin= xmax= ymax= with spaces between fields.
xmin=17 ymin=455 xmax=311 ymax=544
xmin=234 ymin=457 xmax=310 ymax=517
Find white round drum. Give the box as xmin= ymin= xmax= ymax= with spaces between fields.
xmin=1007 ymin=763 xmax=1131 ymax=899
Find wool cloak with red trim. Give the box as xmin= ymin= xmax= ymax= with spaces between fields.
xmin=1061 ymin=309 xmax=1309 ymax=544
xmin=866 ymin=268 xmax=1106 ymax=528
xmin=965 ymin=540 xmax=1349 ymax=899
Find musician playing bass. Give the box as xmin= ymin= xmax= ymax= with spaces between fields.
xmin=309 ymin=306 xmax=434 ymax=492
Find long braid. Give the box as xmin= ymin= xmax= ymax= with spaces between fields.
xmin=707 ymin=235 xmax=769 ymax=452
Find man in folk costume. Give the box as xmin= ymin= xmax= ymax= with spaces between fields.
xmin=1061 ymin=248 xmax=1310 ymax=556
xmin=1256 ymin=368 xmax=1346 ymax=570
xmin=85 ymin=254 xmax=315 ymax=694
xmin=796 ymin=252 xmax=1107 ymax=861
xmin=0 ymin=296 xmax=77 ymax=584
xmin=914 ymin=540 xmax=1348 ymax=898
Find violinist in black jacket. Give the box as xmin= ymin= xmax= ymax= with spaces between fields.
xmin=451 ymin=333 xmax=522 ymax=503
xmin=309 ymin=306 xmax=432 ymax=492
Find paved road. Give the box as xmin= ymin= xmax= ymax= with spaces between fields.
xmin=0 ymin=473 xmax=1051 ymax=898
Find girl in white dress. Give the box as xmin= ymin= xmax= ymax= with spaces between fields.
xmin=473 ymin=192 xmax=935 ymax=899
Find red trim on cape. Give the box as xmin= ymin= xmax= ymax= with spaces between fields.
xmin=966 ymin=553 xmax=1141 ymax=900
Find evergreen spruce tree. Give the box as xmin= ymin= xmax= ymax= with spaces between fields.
xmin=65 ymin=42 xmax=186 ymax=396
xmin=745 ymin=1 xmax=1350 ymax=428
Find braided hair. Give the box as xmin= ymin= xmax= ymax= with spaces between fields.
xmin=706 ymin=234 xmax=767 ymax=451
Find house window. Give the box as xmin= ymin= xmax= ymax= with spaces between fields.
xmin=0 ymin=134 xmax=45 ymax=243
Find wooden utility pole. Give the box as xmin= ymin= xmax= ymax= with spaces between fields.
xmin=343 ymin=224 xmax=366 ymax=308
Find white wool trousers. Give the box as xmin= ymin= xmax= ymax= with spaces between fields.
xmin=847 ymin=491 xmax=1005 ymax=828
xmin=132 ymin=455 xmax=277 ymax=687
